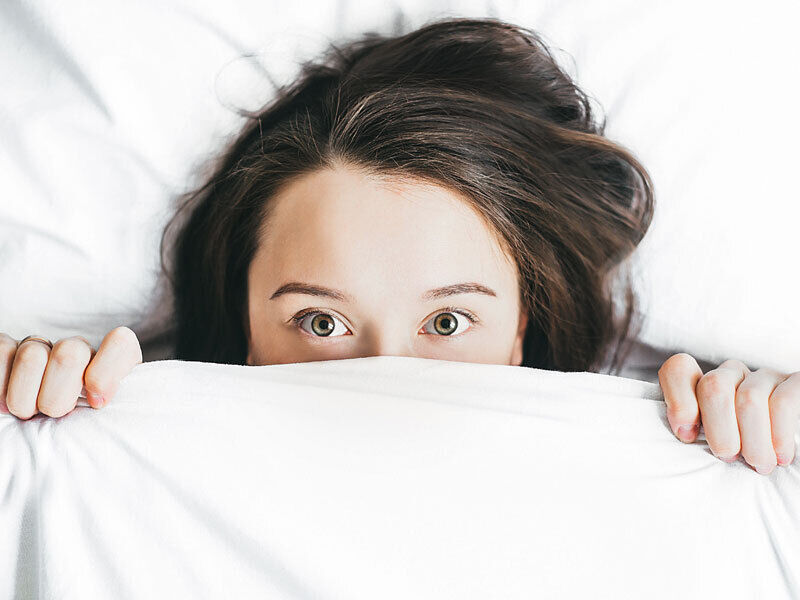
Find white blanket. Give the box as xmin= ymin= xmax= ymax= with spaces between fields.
xmin=2 ymin=357 xmax=798 ymax=599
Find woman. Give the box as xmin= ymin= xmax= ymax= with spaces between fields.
xmin=1 ymin=17 xmax=797 ymax=474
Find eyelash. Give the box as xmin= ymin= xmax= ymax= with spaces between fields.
xmin=290 ymin=306 xmax=480 ymax=337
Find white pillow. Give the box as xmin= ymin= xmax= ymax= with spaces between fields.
xmin=529 ymin=0 xmax=800 ymax=373
xmin=1 ymin=0 xmax=797 ymax=372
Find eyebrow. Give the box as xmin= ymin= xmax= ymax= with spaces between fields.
xmin=269 ymin=281 xmax=497 ymax=302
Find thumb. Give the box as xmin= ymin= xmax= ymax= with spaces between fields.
xmin=658 ymin=353 xmax=705 ymax=443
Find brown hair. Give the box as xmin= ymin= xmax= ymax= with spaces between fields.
xmin=158 ymin=16 xmax=655 ymax=374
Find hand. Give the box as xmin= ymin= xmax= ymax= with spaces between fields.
xmin=658 ymin=353 xmax=800 ymax=474
xmin=0 ymin=326 xmax=142 ymax=419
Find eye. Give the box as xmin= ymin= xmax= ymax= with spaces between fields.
xmin=291 ymin=310 xmax=350 ymax=337
xmin=421 ymin=308 xmax=476 ymax=337
xmin=290 ymin=307 xmax=478 ymax=339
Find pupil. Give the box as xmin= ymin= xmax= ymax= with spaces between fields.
xmin=312 ymin=314 xmax=333 ymax=336
xmin=436 ymin=313 xmax=456 ymax=335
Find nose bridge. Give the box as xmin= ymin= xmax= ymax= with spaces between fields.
xmin=356 ymin=324 xmax=416 ymax=359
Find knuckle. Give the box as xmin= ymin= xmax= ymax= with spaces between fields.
xmin=106 ymin=326 xmax=143 ymax=363
xmin=14 ymin=343 xmax=48 ymax=368
xmin=659 ymin=353 xmax=694 ymax=375
xmin=719 ymin=359 xmax=749 ymax=371
xmin=49 ymin=339 xmax=90 ymax=369
xmin=770 ymin=389 xmax=797 ymax=413
xmin=696 ymin=374 xmax=729 ymax=404
xmin=735 ymin=386 xmax=761 ymax=411
xmin=107 ymin=326 xmax=138 ymax=347
xmin=70 ymin=335 xmax=93 ymax=347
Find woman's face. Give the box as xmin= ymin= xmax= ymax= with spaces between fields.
xmin=246 ymin=163 xmax=528 ymax=366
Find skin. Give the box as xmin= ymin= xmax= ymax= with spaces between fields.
xmin=658 ymin=356 xmax=799 ymax=473
xmin=0 ymin=327 xmax=142 ymax=418
xmin=244 ymin=163 xmax=528 ymax=367
xmin=0 ymin=163 xmax=797 ymax=475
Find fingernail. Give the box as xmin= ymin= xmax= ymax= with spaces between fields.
xmin=87 ymin=392 xmax=104 ymax=408
xmin=755 ymin=464 xmax=774 ymax=475
xmin=719 ymin=453 xmax=739 ymax=463
xmin=676 ymin=424 xmax=699 ymax=442
xmin=777 ymin=454 xmax=792 ymax=466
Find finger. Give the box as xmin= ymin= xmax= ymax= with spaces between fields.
xmin=6 ymin=338 xmax=51 ymax=420
xmin=0 ymin=334 xmax=18 ymax=414
xmin=37 ymin=337 xmax=93 ymax=418
xmin=696 ymin=359 xmax=750 ymax=462
xmin=658 ymin=353 xmax=704 ymax=442
xmin=83 ymin=326 xmax=143 ymax=408
xmin=769 ymin=373 xmax=800 ymax=466
xmin=735 ymin=368 xmax=784 ymax=474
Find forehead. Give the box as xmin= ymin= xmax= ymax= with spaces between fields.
xmin=255 ymin=165 xmax=517 ymax=291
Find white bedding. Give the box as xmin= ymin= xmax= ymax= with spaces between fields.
xmin=2 ymin=357 xmax=798 ymax=599
xmin=2 ymin=2 xmax=800 ymax=597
